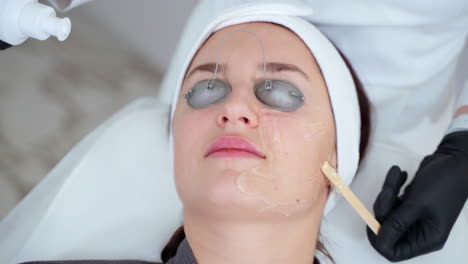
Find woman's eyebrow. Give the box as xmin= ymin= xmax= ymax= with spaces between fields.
xmin=185 ymin=62 xmax=309 ymax=80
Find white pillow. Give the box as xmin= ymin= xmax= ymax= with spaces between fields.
xmin=0 ymin=97 xmax=183 ymax=264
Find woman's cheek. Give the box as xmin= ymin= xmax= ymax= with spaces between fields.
xmin=236 ymin=109 xmax=333 ymax=216
xmin=173 ymin=109 xmax=207 ymax=195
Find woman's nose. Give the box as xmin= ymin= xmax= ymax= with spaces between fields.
xmin=216 ymin=95 xmax=258 ymax=129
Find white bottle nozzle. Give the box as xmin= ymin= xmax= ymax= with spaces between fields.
xmin=20 ymin=2 xmax=71 ymax=41
xmin=43 ymin=16 xmax=71 ymax=41
xmin=0 ymin=0 xmax=72 ymax=45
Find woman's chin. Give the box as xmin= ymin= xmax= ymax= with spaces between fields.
xmin=189 ymin=169 xmax=306 ymax=220
xmin=182 ymin=169 xmax=260 ymax=218
xmin=207 ymin=169 xmax=251 ymax=205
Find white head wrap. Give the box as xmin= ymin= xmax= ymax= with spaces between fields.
xmin=163 ymin=0 xmax=361 ymax=215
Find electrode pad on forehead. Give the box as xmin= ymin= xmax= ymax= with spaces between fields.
xmin=183 ymin=29 xmax=306 ymax=112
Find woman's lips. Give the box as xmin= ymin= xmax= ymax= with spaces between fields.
xmin=205 ymin=136 xmax=266 ymax=159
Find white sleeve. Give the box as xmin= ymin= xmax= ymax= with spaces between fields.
xmin=302 ymin=0 xmax=468 ymax=146
xmin=455 ymin=80 xmax=468 ymax=111
xmin=447 ymin=81 xmax=468 ymax=134
xmin=45 ymin=0 xmax=93 ymax=12
xmin=446 ymin=113 xmax=468 ymax=134
xmin=454 ymin=39 xmax=468 ymax=111
xmin=446 ymin=40 xmax=468 ymax=134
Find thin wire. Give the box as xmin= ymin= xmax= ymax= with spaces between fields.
xmin=211 ymin=29 xmax=269 ymax=89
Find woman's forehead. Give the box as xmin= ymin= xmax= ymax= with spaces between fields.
xmin=187 ymin=22 xmax=320 ymax=74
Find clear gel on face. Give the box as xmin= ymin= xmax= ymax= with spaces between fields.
xmin=236 ymin=108 xmax=332 ymax=216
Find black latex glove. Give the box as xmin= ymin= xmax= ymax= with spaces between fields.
xmin=367 ymin=131 xmax=468 ymax=262
xmin=0 ymin=40 xmax=13 ymax=50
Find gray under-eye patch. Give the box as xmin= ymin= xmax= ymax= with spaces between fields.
xmin=254 ymin=79 xmax=305 ymax=111
xmin=182 ymin=29 xmax=305 ymax=112
xmin=184 ymin=79 xmax=231 ymax=109
xmin=184 ymin=78 xmax=305 ymax=111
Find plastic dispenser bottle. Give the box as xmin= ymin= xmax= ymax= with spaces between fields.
xmin=0 ymin=0 xmax=71 ymax=46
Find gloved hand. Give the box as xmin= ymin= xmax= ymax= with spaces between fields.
xmin=367 ymin=131 xmax=468 ymax=262
xmin=0 ymin=40 xmax=13 ymax=50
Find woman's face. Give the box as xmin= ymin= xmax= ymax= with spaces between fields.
xmin=173 ymin=22 xmax=336 ymax=220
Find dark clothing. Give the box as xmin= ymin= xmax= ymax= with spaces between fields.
xmin=0 ymin=40 xmax=13 ymax=50
xmin=20 ymin=239 xmax=197 ymax=264
xmin=164 ymin=239 xmax=197 ymax=264
xmin=21 ymin=260 xmax=161 ymax=264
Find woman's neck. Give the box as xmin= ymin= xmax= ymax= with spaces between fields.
xmin=183 ymin=210 xmax=322 ymax=264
